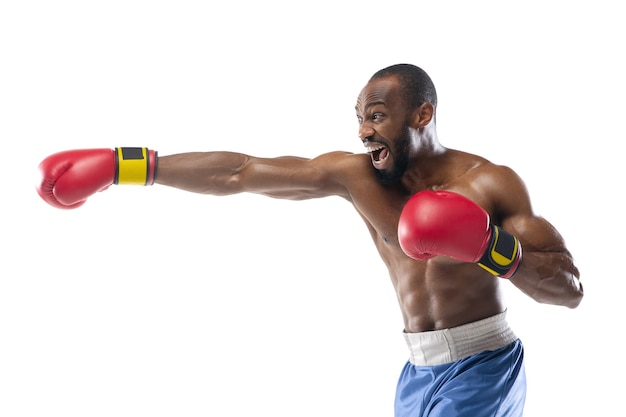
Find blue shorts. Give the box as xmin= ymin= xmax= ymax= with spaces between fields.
xmin=395 ymin=313 xmax=526 ymax=417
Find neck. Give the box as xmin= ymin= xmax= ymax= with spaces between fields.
xmin=401 ymin=124 xmax=450 ymax=191
xmin=409 ymin=123 xmax=445 ymax=156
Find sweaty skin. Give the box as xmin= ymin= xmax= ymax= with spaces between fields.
xmin=155 ymin=75 xmax=583 ymax=333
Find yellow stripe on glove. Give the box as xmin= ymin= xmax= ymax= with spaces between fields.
xmin=115 ymin=147 xmax=150 ymax=185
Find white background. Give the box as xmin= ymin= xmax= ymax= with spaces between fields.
xmin=1 ymin=1 xmax=623 ymax=416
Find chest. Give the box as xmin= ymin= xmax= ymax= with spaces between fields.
xmin=351 ymin=187 xmax=408 ymax=247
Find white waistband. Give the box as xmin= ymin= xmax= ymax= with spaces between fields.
xmin=403 ymin=311 xmax=517 ymax=366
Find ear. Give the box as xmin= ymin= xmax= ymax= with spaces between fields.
xmin=410 ymin=102 xmax=435 ymax=128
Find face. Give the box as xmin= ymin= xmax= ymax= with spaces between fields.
xmin=355 ymin=77 xmax=413 ymax=185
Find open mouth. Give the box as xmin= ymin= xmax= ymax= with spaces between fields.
xmin=366 ymin=144 xmax=389 ymax=168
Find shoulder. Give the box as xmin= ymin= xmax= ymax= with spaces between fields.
xmin=451 ymin=159 xmax=532 ymax=219
xmin=302 ymin=151 xmax=374 ymax=198
xmin=311 ymin=151 xmax=372 ymax=177
xmin=446 ymin=150 xmax=527 ymax=195
xmin=471 ymin=162 xmax=527 ymax=192
xmin=312 ymin=151 xmax=369 ymax=165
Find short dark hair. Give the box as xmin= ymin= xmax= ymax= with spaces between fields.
xmin=370 ymin=64 xmax=437 ymax=110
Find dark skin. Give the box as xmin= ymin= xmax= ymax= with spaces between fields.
xmin=155 ymin=75 xmax=583 ymax=333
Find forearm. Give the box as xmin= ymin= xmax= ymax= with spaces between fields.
xmin=509 ymin=250 xmax=583 ymax=308
xmin=155 ymin=152 xmax=249 ymax=195
xmin=153 ymin=151 xmax=345 ymax=200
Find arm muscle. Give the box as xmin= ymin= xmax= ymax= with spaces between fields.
xmin=155 ymin=151 xmax=351 ymax=200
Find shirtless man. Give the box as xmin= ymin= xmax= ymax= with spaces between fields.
xmin=36 ymin=64 xmax=583 ymax=416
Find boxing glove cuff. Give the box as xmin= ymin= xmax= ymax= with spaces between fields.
xmin=114 ymin=147 xmax=158 ymax=185
xmin=477 ymin=225 xmax=522 ymax=279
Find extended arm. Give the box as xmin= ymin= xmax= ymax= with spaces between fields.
xmin=155 ymin=151 xmax=351 ymax=199
xmin=35 ymin=147 xmax=353 ymax=209
xmin=156 ymin=152 xmax=343 ymax=200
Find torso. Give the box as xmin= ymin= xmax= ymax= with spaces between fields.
xmin=337 ymin=150 xmax=506 ymax=333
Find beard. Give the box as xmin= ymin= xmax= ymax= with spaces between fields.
xmin=372 ymin=126 xmax=411 ymax=186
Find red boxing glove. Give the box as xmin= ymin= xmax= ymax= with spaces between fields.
xmin=36 ymin=147 xmax=157 ymax=209
xmin=398 ymin=190 xmax=522 ymax=278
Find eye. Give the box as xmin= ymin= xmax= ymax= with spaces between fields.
xmin=372 ymin=112 xmax=384 ymax=122
xmin=356 ymin=115 xmax=363 ymax=125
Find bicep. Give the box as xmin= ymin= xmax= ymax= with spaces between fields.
xmin=239 ymin=153 xmax=351 ymax=200
xmin=503 ymin=213 xmax=568 ymax=253
xmin=487 ymin=166 xmax=567 ymax=252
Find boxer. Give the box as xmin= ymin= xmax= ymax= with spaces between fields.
xmin=36 ymin=64 xmax=583 ymax=416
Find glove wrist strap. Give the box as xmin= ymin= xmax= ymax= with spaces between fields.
xmin=114 ymin=147 xmax=157 ymax=185
xmin=477 ymin=225 xmax=522 ymax=279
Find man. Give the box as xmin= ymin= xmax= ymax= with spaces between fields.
xmin=36 ymin=64 xmax=583 ymax=416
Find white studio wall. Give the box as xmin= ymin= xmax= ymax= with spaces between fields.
xmin=1 ymin=1 xmax=622 ymax=416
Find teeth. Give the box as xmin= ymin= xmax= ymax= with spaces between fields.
xmin=366 ymin=145 xmax=385 ymax=153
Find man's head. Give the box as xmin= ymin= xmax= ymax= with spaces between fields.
xmin=356 ymin=64 xmax=437 ymax=185
xmin=370 ymin=64 xmax=437 ymax=113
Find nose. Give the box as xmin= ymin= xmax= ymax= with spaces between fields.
xmin=358 ymin=123 xmax=374 ymax=141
